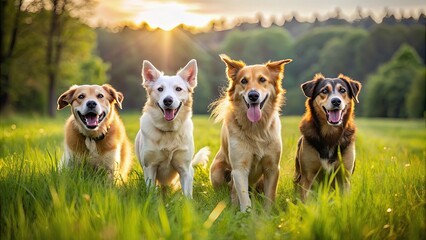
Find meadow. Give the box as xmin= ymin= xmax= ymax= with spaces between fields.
xmin=0 ymin=113 xmax=425 ymax=239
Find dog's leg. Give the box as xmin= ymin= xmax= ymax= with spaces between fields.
xmin=98 ymin=148 xmax=121 ymax=182
xmin=59 ymin=145 xmax=71 ymax=171
xmin=143 ymin=165 xmax=158 ymax=190
xmin=119 ymin=139 xmax=132 ymax=183
xmin=230 ymin=179 xmax=239 ymax=206
xmin=232 ymin=168 xmax=251 ymax=212
xmin=172 ymin=150 xmax=194 ymax=198
xmin=179 ymin=165 xmax=194 ymax=198
xmin=262 ymin=155 xmax=280 ymax=210
xmin=229 ymin=148 xmax=252 ymax=212
xmin=340 ymin=143 xmax=356 ymax=194
xmin=210 ymin=148 xmax=231 ymax=188
xmin=298 ymin=172 xmax=315 ymax=202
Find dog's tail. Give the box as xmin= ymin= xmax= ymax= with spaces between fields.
xmin=192 ymin=147 xmax=210 ymax=168
xmin=294 ymin=136 xmax=303 ymax=184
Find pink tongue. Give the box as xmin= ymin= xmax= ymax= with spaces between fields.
xmin=247 ymin=104 xmax=262 ymax=123
xmin=328 ymin=110 xmax=341 ymax=123
xmin=164 ymin=109 xmax=175 ymax=121
xmin=86 ymin=115 xmax=98 ymax=126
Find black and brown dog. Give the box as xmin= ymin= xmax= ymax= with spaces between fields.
xmin=294 ymin=73 xmax=362 ymax=201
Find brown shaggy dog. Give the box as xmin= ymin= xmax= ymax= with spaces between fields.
xmin=57 ymin=84 xmax=132 ymax=183
xmin=210 ymin=54 xmax=292 ymax=212
xmin=294 ymin=74 xmax=362 ymax=201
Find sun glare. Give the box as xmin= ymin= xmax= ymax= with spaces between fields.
xmin=131 ymin=1 xmax=211 ymax=31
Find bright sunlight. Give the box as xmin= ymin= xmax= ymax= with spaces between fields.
xmin=128 ymin=0 xmax=212 ymax=30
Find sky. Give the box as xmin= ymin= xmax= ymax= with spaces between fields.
xmin=90 ymin=0 xmax=426 ymax=30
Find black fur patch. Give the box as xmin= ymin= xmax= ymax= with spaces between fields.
xmin=312 ymin=78 xmax=350 ymax=99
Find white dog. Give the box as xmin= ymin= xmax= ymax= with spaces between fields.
xmin=135 ymin=59 xmax=209 ymax=198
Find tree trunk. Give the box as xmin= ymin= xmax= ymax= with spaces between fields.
xmin=47 ymin=0 xmax=66 ymax=117
xmin=0 ymin=0 xmax=23 ymax=112
xmin=0 ymin=0 xmax=7 ymax=111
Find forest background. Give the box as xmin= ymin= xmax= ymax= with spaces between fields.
xmin=1 ymin=0 xmax=425 ymax=118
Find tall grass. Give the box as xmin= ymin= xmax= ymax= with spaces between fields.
xmin=1 ymin=114 xmax=425 ymax=239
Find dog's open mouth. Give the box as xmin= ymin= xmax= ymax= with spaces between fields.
xmin=157 ymin=102 xmax=182 ymax=121
xmin=323 ymin=107 xmax=343 ymax=125
xmin=78 ymin=111 xmax=106 ymax=129
xmin=244 ymin=94 xmax=268 ymax=123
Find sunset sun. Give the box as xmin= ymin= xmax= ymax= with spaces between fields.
xmin=129 ymin=1 xmax=212 ymax=30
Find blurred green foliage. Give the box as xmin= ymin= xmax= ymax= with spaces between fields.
xmin=1 ymin=0 xmax=109 ymax=115
xmin=364 ymin=44 xmax=424 ymax=118
xmin=1 ymin=1 xmax=425 ymax=118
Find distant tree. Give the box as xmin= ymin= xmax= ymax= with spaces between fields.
xmin=193 ymin=68 xmax=213 ymax=114
xmin=317 ymin=29 xmax=368 ymax=78
xmin=364 ymin=44 xmax=423 ymax=118
xmin=219 ymin=30 xmax=248 ymax=61
xmin=0 ymin=0 xmax=23 ymax=112
xmin=45 ymin=0 xmax=97 ymax=117
xmin=220 ymin=27 xmax=293 ymax=64
xmin=292 ymin=26 xmax=357 ymax=84
xmin=406 ymin=68 xmax=426 ymax=118
xmin=0 ymin=1 xmax=109 ymax=115
xmin=356 ymin=24 xmax=426 ymax=80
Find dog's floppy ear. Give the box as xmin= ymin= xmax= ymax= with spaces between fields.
xmin=57 ymin=85 xmax=78 ymax=110
xmin=339 ymin=74 xmax=362 ymax=103
xmin=266 ymin=59 xmax=292 ymax=81
xmin=102 ymin=84 xmax=124 ymax=109
xmin=219 ymin=54 xmax=245 ymax=81
xmin=301 ymin=74 xmax=324 ymax=98
xmin=178 ymin=59 xmax=198 ymax=88
xmin=141 ymin=60 xmax=162 ymax=87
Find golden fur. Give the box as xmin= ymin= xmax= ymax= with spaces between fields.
xmin=294 ymin=74 xmax=362 ymax=201
xmin=210 ymin=54 xmax=292 ymax=211
xmin=57 ymin=84 xmax=132 ymax=183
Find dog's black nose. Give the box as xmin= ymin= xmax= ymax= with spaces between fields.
xmin=163 ymin=96 xmax=173 ymax=107
xmin=331 ymin=98 xmax=341 ymax=107
xmin=248 ymin=91 xmax=259 ymax=102
xmin=86 ymin=101 xmax=97 ymax=109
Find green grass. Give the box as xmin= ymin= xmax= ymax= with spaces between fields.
xmin=1 ymin=113 xmax=425 ymax=239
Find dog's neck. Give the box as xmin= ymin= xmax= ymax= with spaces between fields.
xmin=79 ymin=125 xmax=110 ymax=141
xmin=88 ymin=126 xmax=110 ymax=141
xmin=301 ymin=100 xmax=356 ymax=163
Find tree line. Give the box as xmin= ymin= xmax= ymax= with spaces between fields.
xmin=1 ymin=1 xmax=425 ymax=118
xmin=1 ymin=0 xmax=108 ymax=117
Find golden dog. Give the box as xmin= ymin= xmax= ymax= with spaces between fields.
xmin=294 ymin=74 xmax=362 ymax=201
xmin=210 ymin=54 xmax=292 ymax=211
xmin=57 ymin=84 xmax=132 ymax=183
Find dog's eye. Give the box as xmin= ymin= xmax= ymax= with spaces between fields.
xmin=176 ymin=87 xmax=182 ymax=92
xmin=241 ymin=78 xmax=248 ymax=84
xmin=97 ymin=94 xmax=104 ymax=98
xmin=78 ymin=94 xmax=85 ymax=99
xmin=259 ymin=77 xmax=266 ymax=83
xmin=158 ymin=87 xmax=163 ymax=92
xmin=339 ymin=88 xmax=346 ymax=93
xmin=321 ymin=89 xmax=329 ymax=94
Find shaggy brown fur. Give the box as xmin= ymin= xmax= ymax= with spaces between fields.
xmin=294 ymin=74 xmax=361 ymax=201
xmin=210 ymin=54 xmax=292 ymax=212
